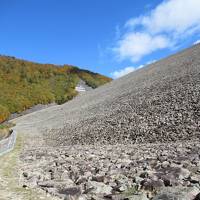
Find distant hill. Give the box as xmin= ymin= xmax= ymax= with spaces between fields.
xmin=0 ymin=55 xmax=111 ymax=122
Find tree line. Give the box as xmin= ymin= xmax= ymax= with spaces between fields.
xmin=0 ymin=56 xmax=111 ymax=123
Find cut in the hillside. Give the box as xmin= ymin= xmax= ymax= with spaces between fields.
xmin=46 ymin=44 xmax=200 ymax=145
xmin=0 ymin=56 xmax=111 ymax=122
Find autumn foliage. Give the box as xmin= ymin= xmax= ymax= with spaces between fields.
xmin=0 ymin=105 xmax=10 ymax=123
xmin=0 ymin=56 xmax=112 ymax=123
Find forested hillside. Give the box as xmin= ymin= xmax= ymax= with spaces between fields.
xmin=0 ymin=55 xmax=111 ymax=122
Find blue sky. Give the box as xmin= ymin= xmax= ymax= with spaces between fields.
xmin=1 ymin=0 xmax=200 ymax=78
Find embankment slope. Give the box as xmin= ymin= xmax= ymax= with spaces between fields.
xmin=46 ymin=44 xmax=200 ymax=145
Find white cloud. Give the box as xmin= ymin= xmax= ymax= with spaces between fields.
xmin=138 ymin=64 xmax=144 ymax=69
xmin=111 ymin=60 xmax=157 ymax=79
xmin=111 ymin=66 xmax=136 ymax=79
xmin=146 ymin=60 xmax=157 ymax=65
xmin=194 ymin=39 xmax=200 ymax=45
xmin=127 ymin=0 xmax=200 ymax=36
xmin=115 ymin=0 xmax=200 ymax=63
xmin=115 ymin=33 xmax=170 ymax=62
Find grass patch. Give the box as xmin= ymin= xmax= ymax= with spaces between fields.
xmin=0 ymin=122 xmax=15 ymax=129
xmin=0 ymin=122 xmax=15 ymax=140
xmin=0 ymin=134 xmax=57 ymax=200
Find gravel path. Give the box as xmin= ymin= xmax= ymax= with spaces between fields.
xmin=8 ymin=103 xmax=57 ymax=121
xmin=0 ymin=134 xmax=59 ymax=200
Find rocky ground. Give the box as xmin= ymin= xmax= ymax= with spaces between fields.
xmin=45 ymin=44 xmax=200 ymax=146
xmin=0 ymin=134 xmax=59 ymax=200
xmin=8 ymin=103 xmax=57 ymax=120
xmin=20 ymin=141 xmax=200 ymax=200
xmin=10 ymin=44 xmax=200 ymax=199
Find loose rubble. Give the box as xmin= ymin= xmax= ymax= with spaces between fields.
xmin=20 ymin=141 xmax=200 ymax=199
xmin=45 ymin=45 xmax=200 ymax=146
xmin=16 ymin=44 xmax=200 ymax=199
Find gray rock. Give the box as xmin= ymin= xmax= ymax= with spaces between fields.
xmin=38 ymin=180 xmax=55 ymax=188
xmin=153 ymin=186 xmax=200 ymax=200
xmin=128 ymin=193 xmax=149 ymax=200
xmin=86 ymin=181 xmax=112 ymax=195
xmin=161 ymin=161 xmax=170 ymax=168
xmin=58 ymin=187 xmax=81 ymax=200
xmin=190 ymin=175 xmax=200 ymax=184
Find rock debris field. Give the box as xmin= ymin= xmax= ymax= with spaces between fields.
xmin=21 ymin=141 xmax=200 ymax=200
xmin=13 ymin=44 xmax=200 ymax=199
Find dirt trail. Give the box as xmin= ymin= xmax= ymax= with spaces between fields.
xmin=0 ymin=133 xmax=58 ymax=200
xmin=11 ymin=104 xmax=65 ymax=136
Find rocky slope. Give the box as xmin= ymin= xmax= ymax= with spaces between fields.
xmin=20 ymin=140 xmax=200 ymax=200
xmin=11 ymin=44 xmax=200 ymax=200
xmin=46 ymin=44 xmax=200 ymax=146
